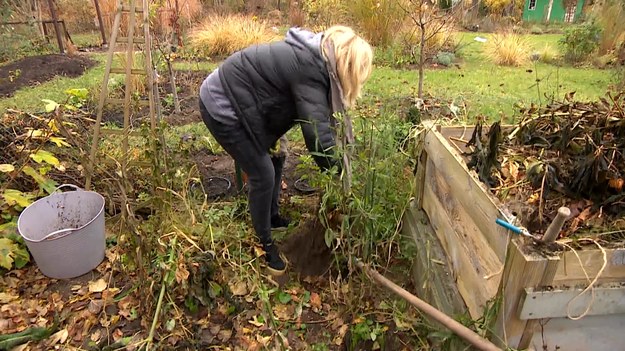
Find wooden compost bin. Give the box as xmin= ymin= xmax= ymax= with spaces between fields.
xmin=405 ymin=122 xmax=625 ymax=351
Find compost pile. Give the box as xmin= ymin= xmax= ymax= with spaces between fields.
xmin=465 ymin=91 xmax=625 ymax=245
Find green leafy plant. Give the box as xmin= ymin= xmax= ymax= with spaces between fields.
xmin=560 ymin=22 xmax=603 ymax=64
xmin=434 ymin=51 xmax=456 ymax=66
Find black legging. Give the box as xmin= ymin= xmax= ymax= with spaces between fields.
xmin=199 ymin=99 xmax=284 ymax=245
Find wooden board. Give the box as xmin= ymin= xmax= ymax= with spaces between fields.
xmin=422 ymin=158 xmax=503 ymax=318
xmin=519 ymin=284 xmax=625 ymax=319
xmin=403 ymin=204 xmax=468 ymax=318
xmin=493 ymin=239 xmax=560 ymax=349
xmin=553 ymin=248 xmax=625 ymax=286
xmin=423 ymin=126 xmax=512 ymax=262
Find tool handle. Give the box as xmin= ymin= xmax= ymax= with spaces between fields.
xmin=541 ymin=207 xmax=571 ymax=243
xmin=495 ymin=218 xmax=522 ymax=234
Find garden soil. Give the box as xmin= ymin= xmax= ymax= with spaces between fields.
xmin=0 ymin=54 xmax=95 ymax=98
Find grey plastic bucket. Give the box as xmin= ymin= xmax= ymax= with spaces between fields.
xmin=17 ymin=184 xmax=106 ymax=279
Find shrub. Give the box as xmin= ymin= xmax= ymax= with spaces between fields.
xmin=301 ymin=0 xmax=349 ymax=31
xmin=434 ymin=51 xmax=455 ymax=66
xmin=349 ymin=0 xmax=405 ymax=47
xmin=484 ymin=32 xmax=531 ymax=66
xmin=188 ymin=14 xmax=280 ymax=58
xmin=538 ymin=43 xmax=559 ymax=64
xmin=530 ymin=25 xmax=544 ymax=35
xmin=398 ymin=18 xmax=458 ymax=57
xmin=559 ymin=22 xmax=602 ymax=64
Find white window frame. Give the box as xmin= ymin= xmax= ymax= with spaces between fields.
xmin=529 ymin=0 xmax=537 ymax=10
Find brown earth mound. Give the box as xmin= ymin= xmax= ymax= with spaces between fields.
xmin=0 ymin=54 xmax=95 ymax=98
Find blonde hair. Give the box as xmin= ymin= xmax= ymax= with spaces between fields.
xmin=321 ymin=25 xmax=373 ymax=108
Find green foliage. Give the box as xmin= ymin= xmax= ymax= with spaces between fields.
xmin=434 ymin=51 xmax=456 ymax=66
xmin=559 ymin=22 xmax=603 ymax=63
xmin=0 ymin=30 xmax=54 ymax=64
xmin=0 ymin=90 xmax=88 ymax=271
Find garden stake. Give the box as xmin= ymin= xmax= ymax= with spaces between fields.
xmin=354 ymin=258 xmax=502 ymax=351
xmin=541 ymin=206 xmax=571 ymax=243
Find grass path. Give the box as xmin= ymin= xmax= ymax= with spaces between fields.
xmin=365 ymin=32 xmax=615 ymax=120
xmin=0 ymin=32 xmax=616 ymax=119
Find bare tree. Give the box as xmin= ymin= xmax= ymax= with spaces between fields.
xmin=399 ymin=0 xmax=456 ymax=98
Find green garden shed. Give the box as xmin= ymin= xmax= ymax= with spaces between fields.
xmin=523 ymin=0 xmax=585 ymax=23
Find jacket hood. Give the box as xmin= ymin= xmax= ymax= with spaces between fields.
xmin=284 ymin=27 xmax=324 ymax=62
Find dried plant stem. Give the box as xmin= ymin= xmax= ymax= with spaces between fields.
xmin=146 ymin=236 xmax=178 ymax=351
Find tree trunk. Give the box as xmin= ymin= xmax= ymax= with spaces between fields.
xmin=418 ymin=22 xmax=426 ymax=98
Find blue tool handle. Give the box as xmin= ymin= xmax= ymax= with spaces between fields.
xmin=495 ymin=218 xmax=522 ymax=234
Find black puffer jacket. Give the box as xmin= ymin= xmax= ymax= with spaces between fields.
xmin=218 ymin=28 xmax=337 ymax=170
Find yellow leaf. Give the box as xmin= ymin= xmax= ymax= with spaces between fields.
xmin=0 ymin=292 xmax=19 ymax=303
xmin=49 ymin=136 xmax=70 ymax=147
xmin=0 ymin=164 xmax=14 ymax=173
xmin=26 ymin=129 xmax=45 ymax=138
xmin=29 ymin=150 xmax=59 ymax=166
xmin=88 ymin=278 xmax=108 ymax=293
xmin=2 ymin=189 xmax=34 ymax=208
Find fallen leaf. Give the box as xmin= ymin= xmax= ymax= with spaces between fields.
xmin=90 ymin=329 xmax=102 ymax=342
xmin=309 ymin=292 xmax=321 ymax=310
xmin=112 ymin=328 xmax=124 ymax=342
xmin=256 ymin=334 xmax=272 ymax=346
xmin=248 ymin=315 xmax=265 ymax=327
xmin=218 ymin=329 xmax=232 ymax=342
xmin=48 ymin=328 xmax=69 ymax=345
xmin=175 ymin=262 xmax=189 ymax=284
xmin=273 ymin=304 xmax=293 ymax=321
xmin=88 ymin=279 xmax=107 ymax=293
xmin=609 ymin=178 xmax=624 ymax=192
xmin=333 ymin=324 xmax=349 ymax=345
xmin=0 ymin=292 xmax=19 ymax=304
xmin=229 ymin=280 xmax=248 ymax=296
xmin=88 ymin=299 xmax=104 ymax=315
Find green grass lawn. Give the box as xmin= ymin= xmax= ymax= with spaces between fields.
xmin=365 ymin=32 xmax=615 ymax=121
xmin=0 ymin=32 xmax=616 ymax=120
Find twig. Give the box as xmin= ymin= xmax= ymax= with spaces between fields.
xmin=538 ymin=169 xmax=547 ymax=223
xmin=146 ymin=236 xmax=178 ymax=350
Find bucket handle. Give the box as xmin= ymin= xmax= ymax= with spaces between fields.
xmin=30 ymin=184 xmax=83 ymax=242
xmin=31 ymin=228 xmax=76 ymax=242
xmin=53 ymin=184 xmax=83 ymax=193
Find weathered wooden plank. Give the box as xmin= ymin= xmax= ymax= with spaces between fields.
xmin=403 ymin=204 xmax=468 ymax=318
xmin=493 ymin=239 xmax=560 ymax=349
xmin=553 ymin=248 xmax=625 ymax=286
xmin=519 ymin=284 xmax=625 ymax=319
xmin=525 ymin=314 xmax=625 ymax=351
xmin=422 ymin=164 xmax=502 ymax=318
xmin=423 ymin=126 xmax=511 ymax=262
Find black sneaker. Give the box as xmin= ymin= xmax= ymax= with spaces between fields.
xmin=271 ymin=214 xmax=290 ymax=231
xmin=263 ymin=243 xmax=287 ymax=276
